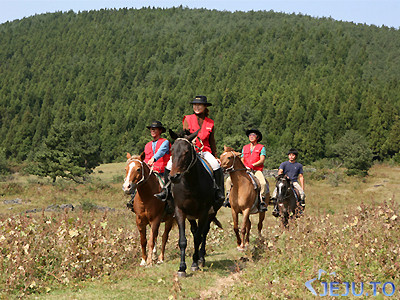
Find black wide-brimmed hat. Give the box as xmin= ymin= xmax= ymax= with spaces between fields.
xmin=287 ymin=148 xmax=299 ymax=156
xmin=189 ymin=95 xmax=212 ymax=106
xmin=245 ymin=129 xmax=262 ymax=142
xmin=146 ymin=120 xmax=166 ymax=133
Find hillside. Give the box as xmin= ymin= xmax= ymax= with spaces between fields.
xmin=1 ymin=7 xmax=399 ymax=164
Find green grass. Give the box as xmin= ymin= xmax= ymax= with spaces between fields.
xmin=0 ymin=163 xmax=399 ymax=299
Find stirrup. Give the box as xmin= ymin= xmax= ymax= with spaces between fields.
xmin=259 ymin=202 xmax=268 ymax=212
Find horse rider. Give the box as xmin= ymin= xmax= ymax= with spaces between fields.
xmin=270 ymin=148 xmax=305 ymax=217
xmin=223 ymin=129 xmax=269 ymax=212
xmin=155 ymin=95 xmax=225 ymax=210
xmin=127 ymin=120 xmax=171 ymax=210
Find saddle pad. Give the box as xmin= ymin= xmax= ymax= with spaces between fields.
xmin=198 ymin=154 xmax=214 ymax=177
xmin=246 ymin=171 xmax=260 ymax=190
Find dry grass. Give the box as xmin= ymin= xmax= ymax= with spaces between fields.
xmin=0 ymin=162 xmax=399 ymax=298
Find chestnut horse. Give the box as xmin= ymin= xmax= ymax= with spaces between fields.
xmin=274 ymin=174 xmax=299 ymax=227
xmin=122 ymin=152 xmax=174 ymax=266
xmin=220 ymin=147 xmax=268 ymax=250
xmin=169 ymin=130 xmax=222 ymax=277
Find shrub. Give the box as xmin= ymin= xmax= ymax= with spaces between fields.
xmin=330 ymin=130 xmax=373 ymax=176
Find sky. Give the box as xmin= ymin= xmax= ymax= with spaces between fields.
xmin=0 ymin=0 xmax=399 ymax=29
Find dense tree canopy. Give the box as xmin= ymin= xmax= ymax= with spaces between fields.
xmin=0 ymin=7 xmax=399 ymax=167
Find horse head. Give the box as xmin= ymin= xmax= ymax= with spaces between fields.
xmin=275 ymin=174 xmax=292 ymax=203
xmin=220 ymin=146 xmax=241 ymax=171
xmin=169 ymin=130 xmax=199 ymax=184
xmin=122 ymin=152 xmax=146 ymax=194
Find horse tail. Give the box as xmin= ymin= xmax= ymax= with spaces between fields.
xmin=212 ymin=217 xmax=223 ymax=229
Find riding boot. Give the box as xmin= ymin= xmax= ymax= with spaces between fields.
xmin=126 ymin=190 xmax=137 ymax=212
xmin=259 ymin=196 xmax=268 ymax=212
xmin=223 ymin=191 xmax=231 ymax=208
xmin=213 ymin=168 xmax=225 ymax=210
xmin=272 ymin=205 xmax=279 ymax=218
xmin=154 ymin=169 xmax=171 ymax=201
xmin=298 ymin=197 xmax=305 ymax=215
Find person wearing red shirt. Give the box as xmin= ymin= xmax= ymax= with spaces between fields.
xmin=223 ymin=129 xmax=268 ymax=212
xmin=127 ymin=121 xmax=170 ymax=210
xmin=155 ymin=96 xmax=224 ymax=210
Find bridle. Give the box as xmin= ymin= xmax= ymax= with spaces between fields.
xmin=276 ymin=177 xmax=293 ymax=201
xmin=172 ymin=138 xmax=198 ymax=176
xmin=222 ymin=151 xmax=247 ymax=173
xmin=125 ymin=158 xmax=153 ymax=191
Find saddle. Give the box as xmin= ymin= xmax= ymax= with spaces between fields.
xmin=246 ymin=171 xmax=263 ymax=214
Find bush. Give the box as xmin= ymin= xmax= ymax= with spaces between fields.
xmin=330 ymin=130 xmax=373 ymax=176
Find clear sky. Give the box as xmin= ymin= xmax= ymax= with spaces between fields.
xmin=1 ymin=0 xmax=399 ymax=29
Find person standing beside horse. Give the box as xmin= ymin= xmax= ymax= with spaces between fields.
xmin=223 ymin=129 xmax=269 ymax=212
xmin=271 ymin=148 xmax=305 ymax=217
xmin=155 ymin=95 xmax=225 ymax=209
xmin=127 ymin=120 xmax=171 ymax=210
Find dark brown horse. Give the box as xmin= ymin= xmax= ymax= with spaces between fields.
xmin=220 ymin=146 xmax=268 ymax=250
xmin=122 ymin=152 xmax=174 ymax=266
xmin=169 ymin=130 xmax=221 ymax=277
xmin=274 ymin=174 xmax=299 ymax=227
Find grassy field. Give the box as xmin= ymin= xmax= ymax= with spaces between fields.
xmin=0 ymin=163 xmax=399 ymax=299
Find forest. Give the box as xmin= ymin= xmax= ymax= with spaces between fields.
xmin=1 ymin=7 xmax=399 ymax=167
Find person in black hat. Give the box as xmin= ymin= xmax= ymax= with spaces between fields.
xmin=155 ymin=95 xmax=225 ymax=211
xmin=270 ymin=148 xmax=305 ymax=217
xmin=127 ymin=120 xmax=171 ymax=211
xmin=223 ymin=129 xmax=269 ymax=212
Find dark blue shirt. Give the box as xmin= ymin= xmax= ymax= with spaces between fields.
xmin=279 ymin=161 xmax=303 ymax=182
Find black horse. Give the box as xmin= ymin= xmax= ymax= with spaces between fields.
xmin=274 ymin=174 xmax=300 ymax=227
xmin=169 ymin=129 xmax=221 ymax=277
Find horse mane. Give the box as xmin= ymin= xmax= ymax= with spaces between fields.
xmin=224 ymin=146 xmax=235 ymax=152
xmin=276 ymin=173 xmax=291 ymax=183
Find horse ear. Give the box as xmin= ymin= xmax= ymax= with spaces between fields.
xmin=234 ymin=151 xmax=241 ymax=156
xmin=186 ymin=129 xmax=200 ymax=142
xmin=127 ymin=153 xmax=132 ymax=159
xmin=169 ymin=129 xmax=178 ymax=141
xmin=223 ymin=145 xmax=228 ymax=152
xmin=139 ymin=151 xmax=145 ymax=162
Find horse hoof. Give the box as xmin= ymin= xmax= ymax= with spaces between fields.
xmin=157 ymin=260 xmax=164 ymax=264
xmin=140 ymin=258 xmax=147 ymax=266
xmin=177 ymin=271 xmax=186 ymax=278
xmin=237 ymin=246 xmax=245 ymax=252
xmin=191 ymin=266 xmax=200 ymax=272
xmin=198 ymin=259 xmax=205 ymax=268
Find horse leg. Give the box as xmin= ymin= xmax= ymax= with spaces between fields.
xmin=198 ymin=217 xmax=212 ymax=268
xmin=175 ymin=210 xmax=187 ymax=277
xmin=158 ymin=217 xmax=173 ymax=263
xmin=240 ymin=209 xmax=251 ymax=250
xmin=244 ymin=211 xmax=252 ymax=247
xmin=231 ymin=208 xmax=241 ymax=248
xmin=137 ymin=218 xmax=148 ymax=266
xmin=257 ymin=212 xmax=266 ymax=237
xmin=191 ymin=215 xmax=209 ymax=271
xmin=147 ymin=219 xmax=161 ymax=266
xmin=189 ymin=219 xmax=198 ymax=236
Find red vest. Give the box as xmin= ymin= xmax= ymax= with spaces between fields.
xmin=144 ymin=138 xmax=170 ymax=173
xmin=242 ymin=143 xmax=265 ymax=171
xmin=183 ymin=114 xmax=214 ymax=153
